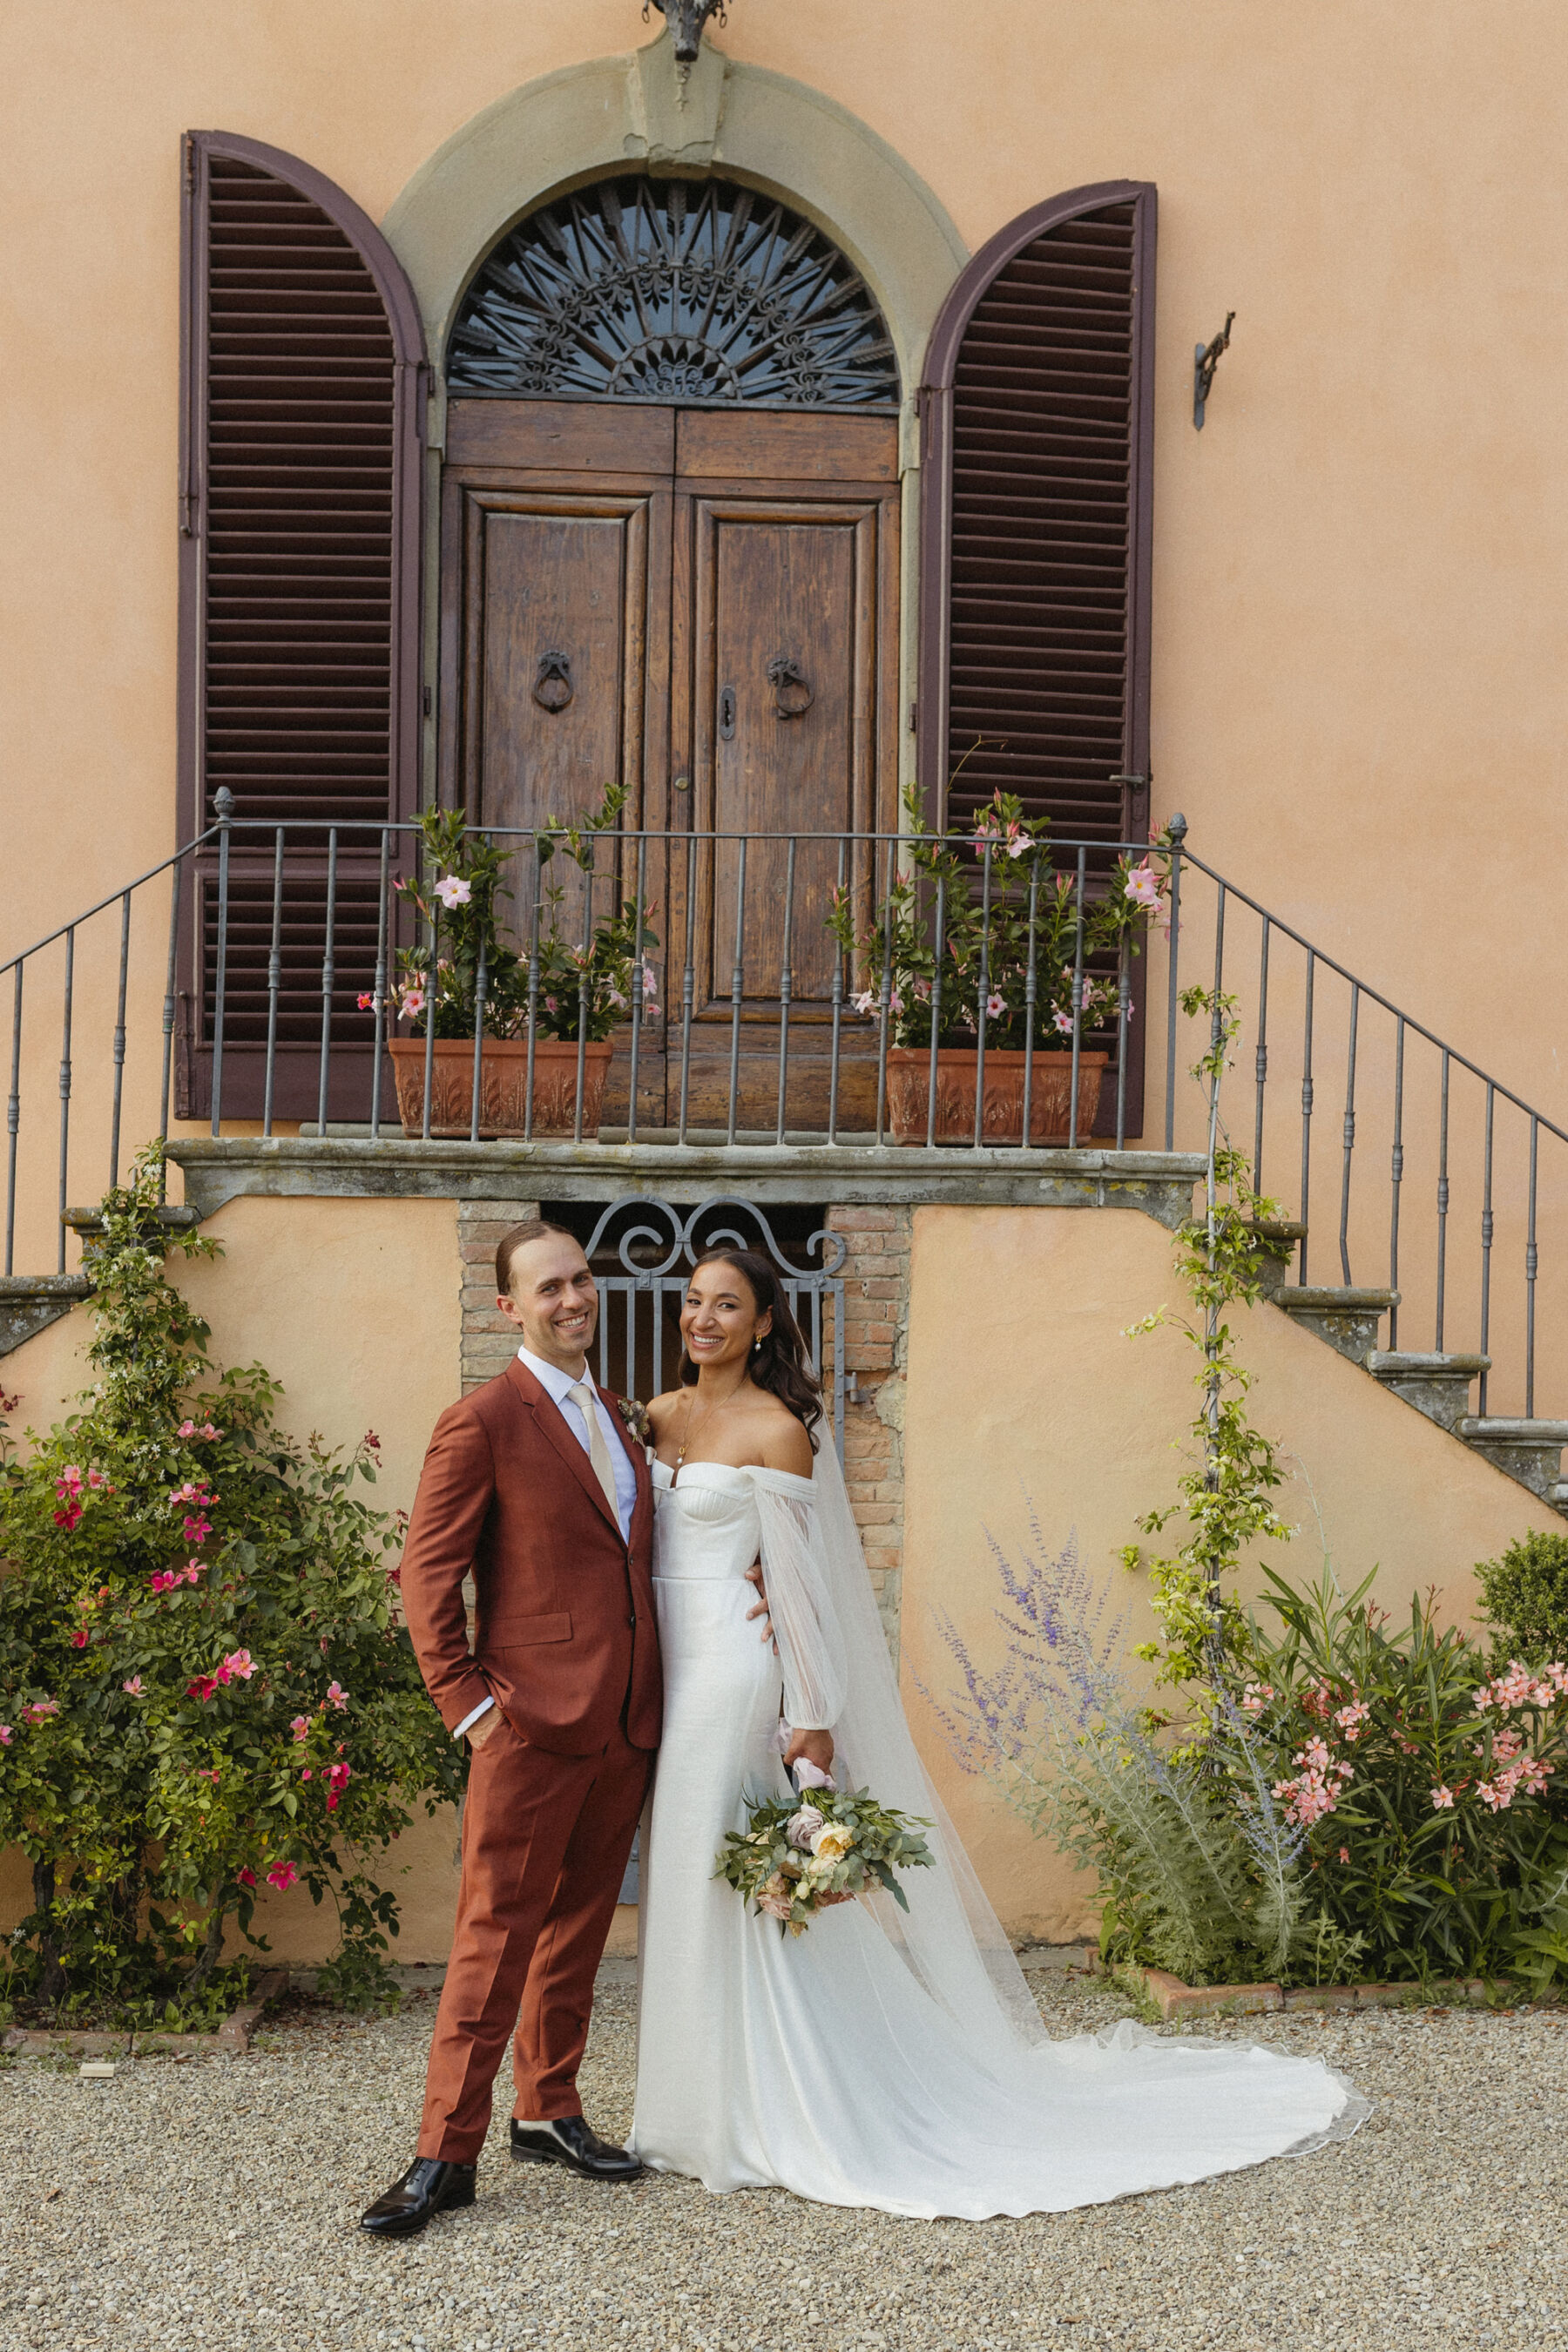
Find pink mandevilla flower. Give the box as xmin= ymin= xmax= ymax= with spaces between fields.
xmin=1125 ymin=860 xmax=1163 ymax=913
xmin=986 ymin=992 xmax=1006 ymax=1018
xmin=402 ymin=987 xmax=426 ymax=1019
xmin=71 ymin=1628 xmax=89 ymax=1648
xmin=326 ymin=1682 xmax=348 ymax=1711
xmin=290 ymin=1715 xmax=311 ymax=1741
xmin=266 ymin=1862 xmax=298 ymax=1893
xmin=24 ymin=1700 xmax=60 ymax=1724
xmin=123 ymin=1677 xmax=145 ymax=1696
xmin=434 ymin=874 xmax=472 ymax=909
xmin=0 ymin=1726 xmax=10 ymax=1745
xmin=326 ymin=1761 xmax=353 ymax=1813
xmin=1052 ymin=1009 xmax=1074 ymax=1036
xmin=236 ymin=1868 xmax=257 ymax=1889
xmin=183 ymin=1516 xmax=213 ymax=1545
xmin=223 ymin=1649 xmax=256 ymax=1681
xmin=179 ymin=1420 xmax=197 ymax=1439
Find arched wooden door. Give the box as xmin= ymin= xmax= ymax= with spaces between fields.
xmin=436 ymin=177 xmax=902 ymax=1133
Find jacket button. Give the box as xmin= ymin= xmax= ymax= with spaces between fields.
xmin=627 ymin=1614 xmax=637 ymax=1629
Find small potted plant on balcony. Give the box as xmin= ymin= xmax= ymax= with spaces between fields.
xmin=827 ymin=783 xmax=1167 ymax=1146
xmin=386 ymin=785 xmax=659 ymax=1139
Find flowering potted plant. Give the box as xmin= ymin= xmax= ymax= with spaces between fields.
xmin=385 ymin=785 xmax=659 ymax=1139
xmin=827 ymin=781 xmax=1167 ymax=1145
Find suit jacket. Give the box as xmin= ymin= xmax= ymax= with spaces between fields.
xmin=399 ymin=1356 xmax=660 ymax=1755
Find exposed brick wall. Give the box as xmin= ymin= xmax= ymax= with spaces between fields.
xmin=828 ymin=1204 xmax=913 ymax=1666
xmin=458 ymin=1198 xmax=539 ymax=1393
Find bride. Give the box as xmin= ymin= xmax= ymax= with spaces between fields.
xmin=631 ymin=1244 xmax=1365 ymax=2219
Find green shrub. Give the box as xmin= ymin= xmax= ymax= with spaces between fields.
xmin=0 ymin=1146 xmax=462 ymax=2024
xmin=1477 ymin=1531 xmax=1568 ymax=1667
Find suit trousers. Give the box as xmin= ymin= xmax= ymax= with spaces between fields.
xmin=418 ymin=1706 xmax=652 ymax=2161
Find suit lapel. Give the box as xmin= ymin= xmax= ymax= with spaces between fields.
xmin=608 ymin=1383 xmax=652 ymax=1550
xmin=504 ymin=1356 xmax=621 ymax=1540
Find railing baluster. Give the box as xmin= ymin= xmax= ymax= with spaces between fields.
xmin=1527 ymin=1115 xmax=1539 ymax=1417
xmin=5 ymin=963 xmax=21 ymax=1276
xmin=1114 ymin=927 xmax=1131 ymax=1154
xmin=209 ymin=787 xmax=233 ymax=1136
xmin=627 ymin=832 xmax=648 ymax=1145
xmin=524 ymin=841 xmax=541 ymax=1143
xmin=1022 ymin=861 xmax=1039 ymax=1151
xmin=677 ymin=832 xmax=696 ymax=1146
xmin=726 ymin=839 xmax=747 ymax=1147
xmin=575 ymin=835 xmax=595 ymax=1145
xmin=469 ymin=832 xmax=489 ymax=1146
xmin=1435 ymin=1049 xmax=1450 ymax=1350
xmin=1253 ymin=914 xmax=1271 ymax=1192
xmin=316 ymin=827 xmax=339 ymax=1136
xmin=159 ymin=855 xmax=181 ymax=1199
xmin=262 ymin=828 xmax=284 ymax=1139
xmin=1388 ymin=1017 xmax=1405 ymax=1348
xmin=774 ymin=835 xmax=796 ymax=1146
xmin=827 ymin=835 xmax=846 ymax=1147
xmin=874 ymin=838 xmax=894 ymax=1149
xmin=1298 ymin=951 xmax=1315 ymax=1284
xmin=1068 ymin=847 xmax=1088 ymax=1150
xmin=369 ymin=825 xmax=390 ymax=1141
xmin=1338 ymin=981 xmax=1359 ymax=1285
xmin=973 ymin=841 xmax=994 ymax=1150
xmin=1478 ymin=1082 xmax=1495 ymax=1416
xmin=926 ymin=865 xmax=945 ymax=1151
xmin=421 ymin=896 xmax=438 ymax=1144
xmin=108 ymin=889 xmax=131 ymax=1190
xmin=57 ymin=929 xmax=74 ymax=1274
xmin=1162 ymin=814 xmax=1186 ymax=1150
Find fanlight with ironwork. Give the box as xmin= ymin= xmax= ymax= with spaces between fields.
xmin=446 ymin=176 xmax=899 ymax=409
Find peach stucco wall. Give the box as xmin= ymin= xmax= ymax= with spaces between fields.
xmin=900 ymin=1205 xmax=1563 ymax=1942
xmin=5 ymin=2 xmax=1568 ymax=1158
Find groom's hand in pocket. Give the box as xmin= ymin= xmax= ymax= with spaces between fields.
xmin=467 ymin=1704 xmax=503 ymax=1750
xmin=744 ymin=1561 xmax=777 ymax=1652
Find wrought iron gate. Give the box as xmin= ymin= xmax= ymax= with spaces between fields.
xmin=581 ymin=1194 xmax=847 ymax=1459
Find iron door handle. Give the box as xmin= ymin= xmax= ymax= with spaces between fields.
xmin=767 ymin=656 xmax=813 ymax=720
xmin=533 ymin=650 xmax=573 ymax=712
xmin=718 ymin=686 xmax=737 ymax=740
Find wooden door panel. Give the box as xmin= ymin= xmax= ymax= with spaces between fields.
xmin=447 ymin=398 xmax=675 ymax=475
xmin=676 ymin=409 xmax=897 ymax=483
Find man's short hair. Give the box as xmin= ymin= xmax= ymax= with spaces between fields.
xmin=496 ymin=1217 xmax=578 ymax=1298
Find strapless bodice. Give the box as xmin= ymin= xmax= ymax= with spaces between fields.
xmin=651 ymin=1460 xmax=814 ymax=1581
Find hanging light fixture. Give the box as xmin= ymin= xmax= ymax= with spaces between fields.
xmin=642 ymin=0 xmax=729 ymax=66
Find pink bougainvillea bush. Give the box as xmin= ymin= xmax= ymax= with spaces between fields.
xmin=1233 ymin=1563 xmax=1568 ymax=1990
xmin=0 ymin=1146 xmax=460 ymax=2026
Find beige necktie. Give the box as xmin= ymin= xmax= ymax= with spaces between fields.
xmin=567 ymin=1381 xmax=620 ymax=1524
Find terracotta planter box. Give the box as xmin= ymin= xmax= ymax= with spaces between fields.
xmin=885 ymin=1047 xmax=1108 ymax=1146
xmin=389 ymin=1037 xmax=612 ymax=1139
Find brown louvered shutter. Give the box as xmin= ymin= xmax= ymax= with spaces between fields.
xmin=177 ymin=132 xmax=426 ymax=1120
xmin=918 ymin=184 xmax=1155 ymax=848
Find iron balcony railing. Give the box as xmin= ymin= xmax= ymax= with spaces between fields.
xmin=3 ymin=795 xmax=1566 ymax=1423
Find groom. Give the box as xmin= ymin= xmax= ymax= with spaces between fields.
xmin=362 ymin=1219 xmax=659 ymax=2238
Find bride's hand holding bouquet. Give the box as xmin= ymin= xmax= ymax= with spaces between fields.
xmin=716 ymin=1759 xmax=935 ymax=1938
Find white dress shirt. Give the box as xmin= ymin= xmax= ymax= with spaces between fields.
xmin=452 ymin=1344 xmax=640 ymax=1741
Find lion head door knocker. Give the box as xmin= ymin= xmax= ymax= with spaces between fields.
xmin=532 ymin=651 xmax=574 ymax=713
xmin=766 ymin=656 xmax=813 ymax=721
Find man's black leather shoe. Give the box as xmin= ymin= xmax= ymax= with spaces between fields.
xmin=510 ymin=2115 xmax=644 ymax=2181
xmin=360 ymin=2157 xmax=477 ymax=2238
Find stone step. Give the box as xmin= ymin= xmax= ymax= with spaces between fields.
xmin=1367 ymin=1350 xmax=1490 ymax=1433
xmin=1456 ymin=1417 xmax=1568 ymax=1508
xmin=1276 ymin=1285 xmax=1398 ymax=1365
xmin=0 ymin=1274 xmax=93 ymax=1357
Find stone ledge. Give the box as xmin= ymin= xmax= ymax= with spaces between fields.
xmin=0 ymin=1274 xmax=94 ymax=1358
xmin=168 ymin=1137 xmax=1205 ymax=1226
xmin=3 ymin=1970 xmax=287 ymax=2060
xmin=1110 ymin=1958 xmax=1504 ymax=2020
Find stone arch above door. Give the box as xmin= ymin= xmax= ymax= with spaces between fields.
xmin=380 ymin=32 xmax=968 ymax=430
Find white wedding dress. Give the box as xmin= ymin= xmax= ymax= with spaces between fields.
xmin=629 ymin=1449 xmax=1366 ymax=2218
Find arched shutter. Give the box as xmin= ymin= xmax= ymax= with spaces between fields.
xmin=918 ymin=183 xmax=1156 ymax=848
xmin=177 ymin=131 xmax=427 ymax=1119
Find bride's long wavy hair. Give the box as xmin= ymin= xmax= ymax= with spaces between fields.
xmin=678 ymin=1246 xmax=823 ymax=1450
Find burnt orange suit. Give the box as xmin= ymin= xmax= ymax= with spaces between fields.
xmin=399 ymin=1356 xmax=659 ymax=2160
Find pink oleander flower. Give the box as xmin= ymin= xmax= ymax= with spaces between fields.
xmin=1338 ymin=1847 xmax=1350 ymax=1862
xmin=1334 ymin=1700 xmax=1372 ymax=1741
xmin=1124 ymin=859 xmax=1163 ymax=913
xmin=290 ymin=1715 xmax=310 ymax=1741
xmin=326 ymin=1682 xmax=348 ymax=1711
xmin=236 ymin=1868 xmax=257 ymax=1889
xmin=122 ymin=1677 xmax=145 ymax=1696
xmin=1240 ymin=1681 xmax=1275 ymax=1715
xmin=433 ymin=874 xmax=472 ymax=909
xmin=1431 ymin=1785 xmax=1456 ymax=1810
xmin=223 ymin=1649 xmax=256 ymax=1681
xmin=1298 ymin=1736 xmax=1333 ymax=1776
xmin=266 ymin=1862 xmax=298 ymax=1893
xmin=24 ymin=1700 xmax=60 ymax=1725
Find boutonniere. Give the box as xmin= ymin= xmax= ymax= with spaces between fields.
xmin=616 ymin=1394 xmax=652 ymax=1449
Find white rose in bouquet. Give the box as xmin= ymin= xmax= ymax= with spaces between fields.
xmin=785 ymin=1805 xmax=826 ymax=1851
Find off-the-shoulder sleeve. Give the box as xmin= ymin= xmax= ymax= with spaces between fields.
xmin=754 ymin=1477 xmax=848 ymax=1732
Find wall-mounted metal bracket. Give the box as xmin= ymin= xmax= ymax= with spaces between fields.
xmin=1193 ymin=312 xmax=1235 ymax=430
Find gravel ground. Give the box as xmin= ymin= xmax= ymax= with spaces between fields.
xmin=2 ymin=1959 xmax=1564 ymax=2352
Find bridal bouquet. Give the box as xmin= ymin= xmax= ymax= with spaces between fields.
xmin=715 ymin=1767 xmax=935 ymax=1937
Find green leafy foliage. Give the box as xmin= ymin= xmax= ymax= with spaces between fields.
xmin=0 ymin=1146 xmax=462 ymax=2024
xmin=390 ymin=785 xmax=659 ymax=1044
xmin=1477 ymin=1531 xmax=1568 ymax=1666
